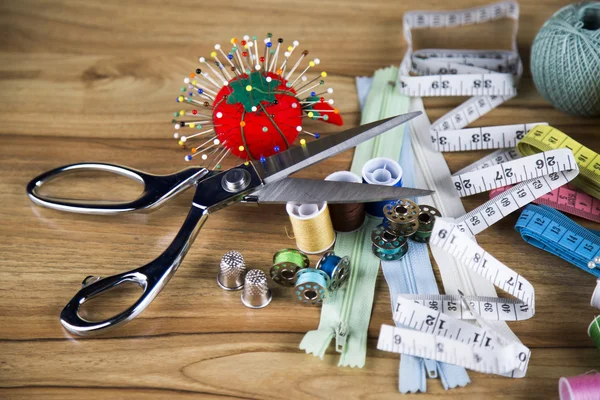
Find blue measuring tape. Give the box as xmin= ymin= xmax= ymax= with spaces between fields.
xmin=515 ymin=204 xmax=600 ymax=278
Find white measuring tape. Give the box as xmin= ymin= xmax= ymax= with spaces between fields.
xmin=377 ymin=218 xmax=533 ymax=376
xmin=454 ymin=149 xmax=580 ymax=235
xmin=400 ymin=294 xmax=532 ymax=322
xmin=432 ymin=123 xmax=547 ymax=152
xmin=378 ymin=295 xmax=530 ymax=375
xmin=399 ymin=1 xmax=522 ymax=132
xmin=454 ymin=148 xmax=521 ymax=175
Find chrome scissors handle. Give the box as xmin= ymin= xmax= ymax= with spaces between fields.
xmin=55 ymin=163 xmax=263 ymax=335
xmin=60 ymin=204 xmax=209 ymax=335
xmin=26 ymin=163 xmax=209 ymax=215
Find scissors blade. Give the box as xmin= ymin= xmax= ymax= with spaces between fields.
xmin=252 ymin=178 xmax=434 ymax=204
xmin=252 ymin=112 xmax=421 ymax=185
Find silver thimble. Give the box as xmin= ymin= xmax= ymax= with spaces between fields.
xmin=217 ymin=251 xmax=246 ymax=291
xmin=241 ymin=269 xmax=272 ymax=309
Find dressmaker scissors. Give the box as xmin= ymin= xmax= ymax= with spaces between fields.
xmin=27 ymin=112 xmax=432 ymax=336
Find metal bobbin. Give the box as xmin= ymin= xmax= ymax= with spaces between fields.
xmin=294 ymin=268 xmax=330 ymax=306
xmin=371 ymin=224 xmax=409 ymax=261
xmin=315 ymin=251 xmax=351 ymax=291
xmin=270 ymin=248 xmax=310 ymax=287
xmin=382 ymin=199 xmax=420 ymax=238
xmin=411 ymin=205 xmax=441 ymax=243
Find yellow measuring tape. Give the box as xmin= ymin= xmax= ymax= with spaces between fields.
xmin=518 ymin=125 xmax=600 ymax=199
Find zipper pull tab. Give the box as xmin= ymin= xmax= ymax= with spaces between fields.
xmin=335 ymin=322 xmax=348 ymax=353
xmin=424 ymin=359 xmax=438 ymax=379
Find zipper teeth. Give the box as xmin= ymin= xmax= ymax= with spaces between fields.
xmin=339 ymin=226 xmax=367 ymax=321
xmin=339 ymin=72 xmax=395 ymax=325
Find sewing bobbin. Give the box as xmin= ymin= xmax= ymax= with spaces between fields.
xmin=270 ymin=248 xmax=310 ymax=287
xmin=411 ymin=205 xmax=441 ymax=243
xmin=371 ymin=224 xmax=409 ymax=261
xmin=315 ymin=251 xmax=351 ymax=291
xmin=383 ymin=199 xmax=420 ymax=238
xmin=294 ymin=268 xmax=330 ymax=306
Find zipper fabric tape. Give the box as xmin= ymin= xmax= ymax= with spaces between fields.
xmin=515 ymin=204 xmax=600 ymax=278
xmin=517 ymin=125 xmax=600 ymax=198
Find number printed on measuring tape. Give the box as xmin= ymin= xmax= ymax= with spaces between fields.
xmin=432 ymin=123 xmax=547 ymax=152
xmin=400 ymin=294 xmax=533 ymax=321
xmin=411 ymin=49 xmax=520 ymax=76
xmin=490 ymin=183 xmax=600 ymax=223
xmin=431 ymin=94 xmax=516 ymax=132
xmin=431 ymin=218 xmax=536 ymax=309
xmin=377 ymin=324 xmax=530 ymax=376
xmin=453 ymin=148 xmax=521 ymax=176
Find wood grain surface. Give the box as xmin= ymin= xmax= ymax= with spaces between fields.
xmin=1 ymin=0 xmax=599 ymax=398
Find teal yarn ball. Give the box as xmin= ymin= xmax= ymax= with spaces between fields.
xmin=531 ymin=3 xmax=600 ymax=117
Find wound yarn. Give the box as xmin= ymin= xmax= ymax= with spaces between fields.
xmin=531 ymin=3 xmax=600 ymax=117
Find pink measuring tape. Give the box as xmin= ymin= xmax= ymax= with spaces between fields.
xmin=490 ymin=183 xmax=600 ymax=223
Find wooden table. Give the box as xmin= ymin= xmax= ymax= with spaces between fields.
xmin=1 ymin=0 xmax=599 ymax=398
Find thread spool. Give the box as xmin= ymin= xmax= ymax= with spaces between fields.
xmin=591 ymin=279 xmax=600 ymax=309
xmin=559 ymin=372 xmax=600 ymax=400
xmin=371 ymin=224 xmax=409 ymax=261
xmin=270 ymin=248 xmax=310 ymax=286
xmin=315 ymin=251 xmax=351 ymax=290
xmin=411 ymin=205 xmax=441 ymax=243
xmin=531 ymin=3 xmax=600 ymax=117
xmin=588 ymin=315 xmax=600 ymax=350
xmin=325 ymin=171 xmax=366 ymax=232
xmin=362 ymin=157 xmax=403 ymax=218
xmin=294 ymin=268 xmax=330 ymax=306
xmin=383 ymin=199 xmax=420 ymax=238
xmin=286 ymin=201 xmax=336 ymax=254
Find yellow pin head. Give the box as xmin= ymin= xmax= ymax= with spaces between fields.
xmin=321 ymin=71 xmax=327 ymax=78
xmin=309 ymin=61 xmax=315 ymax=67
xmin=210 ymin=51 xmax=217 ymax=58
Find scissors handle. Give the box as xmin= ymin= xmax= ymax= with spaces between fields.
xmin=26 ymin=163 xmax=209 ymax=215
xmin=60 ymin=204 xmax=209 ymax=335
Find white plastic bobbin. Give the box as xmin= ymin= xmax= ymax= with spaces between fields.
xmin=591 ymin=279 xmax=600 ymax=310
xmin=325 ymin=171 xmax=362 ymax=184
xmin=361 ymin=157 xmax=403 ymax=186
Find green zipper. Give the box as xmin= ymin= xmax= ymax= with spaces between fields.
xmin=300 ymin=66 xmax=409 ymax=367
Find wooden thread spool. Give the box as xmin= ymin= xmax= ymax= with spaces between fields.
xmin=286 ymin=202 xmax=335 ymax=254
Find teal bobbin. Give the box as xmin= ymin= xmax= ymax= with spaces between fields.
xmin=315 ymin=251 xmax=351 ymax=291
xmin=371 ymin=224 xmax=409 ymax=261
xmin=411 ymin=205 xmax=441 ymax=243
xmin=294 ymin=268 xmax=330 ymax=306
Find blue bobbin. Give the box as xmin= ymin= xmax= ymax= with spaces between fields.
xmin=315 ymin=251 xmax=351 ymax=291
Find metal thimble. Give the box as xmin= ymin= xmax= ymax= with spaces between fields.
xmin=241 ymin=269 xmax=272 ymax=309
xmin=217 ymin=251 xmax=246 ymax=291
